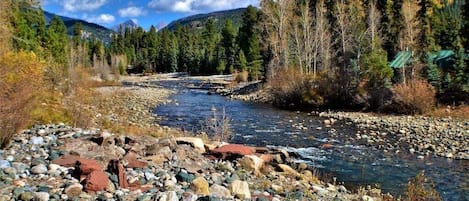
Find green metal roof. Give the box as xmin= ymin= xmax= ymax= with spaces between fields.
xmin=390 ymin=51 xmax=412 ymax=69
xmin=390 ymin=50 xmax=460 ymax=69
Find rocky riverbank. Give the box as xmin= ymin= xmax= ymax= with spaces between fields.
xmin=318 ymin=111 xmax=469 ymax=160
xmin=0 ymin=124 xmax=390 ymax=201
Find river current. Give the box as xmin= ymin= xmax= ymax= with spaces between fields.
xmin=153 ymin=80 xmax=468 ymax=201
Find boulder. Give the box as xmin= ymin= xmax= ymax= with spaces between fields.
xmin=176 ymin=137 xmax=206 ymax=153
xmin=191 ymin=177 xmax=209 ymax=196
xmin=277 ymin=164 xmax=300 ymax=177
xmin=107 ymin=160 xmax=129 ymax=188
xmin=124 ymin=151 xmax=148 ymax=168
xmin=210 ymin=184 xmax=231 ymax=198
xmin=84 ymin=170 xmax=109 ymax=192
xmin=64 ymin=183 xmax=83 ymax=197
xmin=145 ymin=154 xmax=167 ymax=166
xmin=230 ymin=180 xmax=251 ymax=200
xmin=75 ymin=158 xmax=103 ymax=175
xmin=52 ymin=155 xmax=102 ymax=175
xmin=31 ymin=164 xmax=48 ymax=174
xmin=237 ymin=155 xmax=264 ymax=174
xmin=33 ymin=192 xmax=49 ymax=201
xmin=211 ymin=144 xmax=256 ymax=159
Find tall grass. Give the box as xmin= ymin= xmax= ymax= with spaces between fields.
xmin=404 ymin=171 xmax=441 ymax=201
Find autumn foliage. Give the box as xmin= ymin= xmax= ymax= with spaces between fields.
xmin=0 ymin=51 xmax=44 ymax=147
xmin=392 ymin=79 xmax=437 ymax=114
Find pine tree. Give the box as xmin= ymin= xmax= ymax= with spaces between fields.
xmin=72 ymin=22 xmax=83 ymax=47
xmin=463 ymin=0 xmax=469 ymax=49
xmin=235 ymin=50 xmax=248 ymax=71
xmin=11 ymin=0 xmax=47 ymax=54
xmin=202 ymin=19 xmax=219 ymax=74
xmin=46 ymin=16 xmax=69 ymax=65
xmin=221 ymin=20 xmax=237 ymax=74
xmin=238 ymin=6 xmax=263 ymax=80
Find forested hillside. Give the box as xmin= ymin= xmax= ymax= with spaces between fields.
xmin=109 ymin=6 xmax=262 ymax=78
xmin=165 ymin=8 xmax=246 ymax=31
xmin=43 ymin=11 xmax=114 ymax=43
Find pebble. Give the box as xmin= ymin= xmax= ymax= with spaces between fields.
xmin=33 ymin=192 xmax=49 ymax=201
xmin=31 ymin=164 xmax=48 ymax=174
xmin=30 ymin=136 xmax=44 ymax=145
xmin=0 ymin=160 xmax=10 ymax=169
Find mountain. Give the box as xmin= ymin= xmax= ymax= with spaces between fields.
xmin=112 ymin=20 xmax=139 ymax=32
xmin=43 ymin=11 xmax=114 ymax=43
xmin=165 ymin=8 xmax=247 ymax=31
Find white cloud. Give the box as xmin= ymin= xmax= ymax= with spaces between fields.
xmin=86 ymin=14 xmax=115 ymax=24
xmin=118 ymin=6 xmax=147 ymax=17
xmin=60 ymin=0 xmax=107 ymax=12
xmin=148 ymin=0 xmax=259 ymax=13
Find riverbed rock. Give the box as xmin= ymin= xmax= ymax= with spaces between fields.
xmin=124 ymin=151 xmax=148 ymax=168
xmin=230 ymin=180 xmax=251 ymax=200
xmin=31 ymin=164 xmax=48 ymax=174
xmin=191 ymin=177 xmax=209 ymax=196
xmin=211 ymin=144 xmax=256 ymax=159
xmin=237 ymin=155 xmax=264 ymax=174
xmin=84 ymin=170 xmax=109 ymax=192
xmin=176 ymin=137 xmax=206 ymax=153
xmin=277 ymin=164 xmax=299 ymax=176
xmin=64 ymin=183 xmax=83 ymax=197
xmin=210 ymin=184 xmax=231 ymax=198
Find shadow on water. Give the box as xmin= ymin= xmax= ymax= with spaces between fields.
xmin=154 ymin=80 xmax=469 ymax=201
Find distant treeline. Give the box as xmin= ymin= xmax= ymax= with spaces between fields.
xmin=109 ymin=6 xmax=263 ymax=80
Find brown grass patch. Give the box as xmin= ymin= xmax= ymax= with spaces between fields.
xmin=427 ymin=105 xmax=469 ymax=120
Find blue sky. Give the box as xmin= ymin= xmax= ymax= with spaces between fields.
xmin=40 ymin=0 xmax=260 ymax=29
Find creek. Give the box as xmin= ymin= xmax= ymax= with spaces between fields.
xmin=154 ymin=80 xmax=468 ymax=201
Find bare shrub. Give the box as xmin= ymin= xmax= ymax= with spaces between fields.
xmin=392 ymin=79 xmax=436 ymax=114
xmin=201 ymin=106 xmax=232 ymax=142
xmin=0 ymin=51 xmax=44 ymax=148
xmin=404 ymin=171 xmax=441 ymax=201
xmin=269 ymin=68 xmax=318 ymax=108
xmin=234 ymin=70 xmax=249 ymax=83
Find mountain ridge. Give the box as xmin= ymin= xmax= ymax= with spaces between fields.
xmin=165 ymin=8 xmax=247 ymax=31
xmin=43 ymin=11 xmax=114 ymax=43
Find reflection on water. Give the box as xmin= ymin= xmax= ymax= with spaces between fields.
xmin=154 ymin=84 xmax=469 ymax=201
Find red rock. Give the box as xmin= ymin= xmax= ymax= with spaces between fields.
xmin=107 ymin=160 xmax=128 ymax=188
xmin=124 ymin=151 xmax=148 ymax=168
xmin=52 ymin=155 xmax=82 ymax=167
xmin=53 ymin=155 xmax=103 ymax=177
xmin=211 ymin=144 xmax=256 ymax=159
xmin=84 ymin=170 xmax=109 ymax=192
xmin=321 ymin=143 xmax=333 ymax=149
xmin=259 ymin=154 xmax=273 ymax=163
xmin=79 ymin=159 xmax=103 ymax=174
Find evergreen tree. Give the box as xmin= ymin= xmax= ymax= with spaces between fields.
xmin=463 ymin=0 xmax=469 ymax=49
xmin=238 ymin=6 xmax=263 ymax=80
xmin=221 ymin=20 xmax=237 ymax=74
xmin=11 ymin=0 xmax=47 ymax=54
xmin=72 ymin=22 xmax=83 ymax=47
xmin=235 ymin=50 xmax=248 ymax=71
xmin=202 ymin=19 xmax=219 ymax=74
xmin=146 ymin=26 xmax=158 ymax=72
xmin=46 ymin=16 xmax=68 ymax=65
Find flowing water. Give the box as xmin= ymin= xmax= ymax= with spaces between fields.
xmin=154 ymin=80 xmax=468 ymax=201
